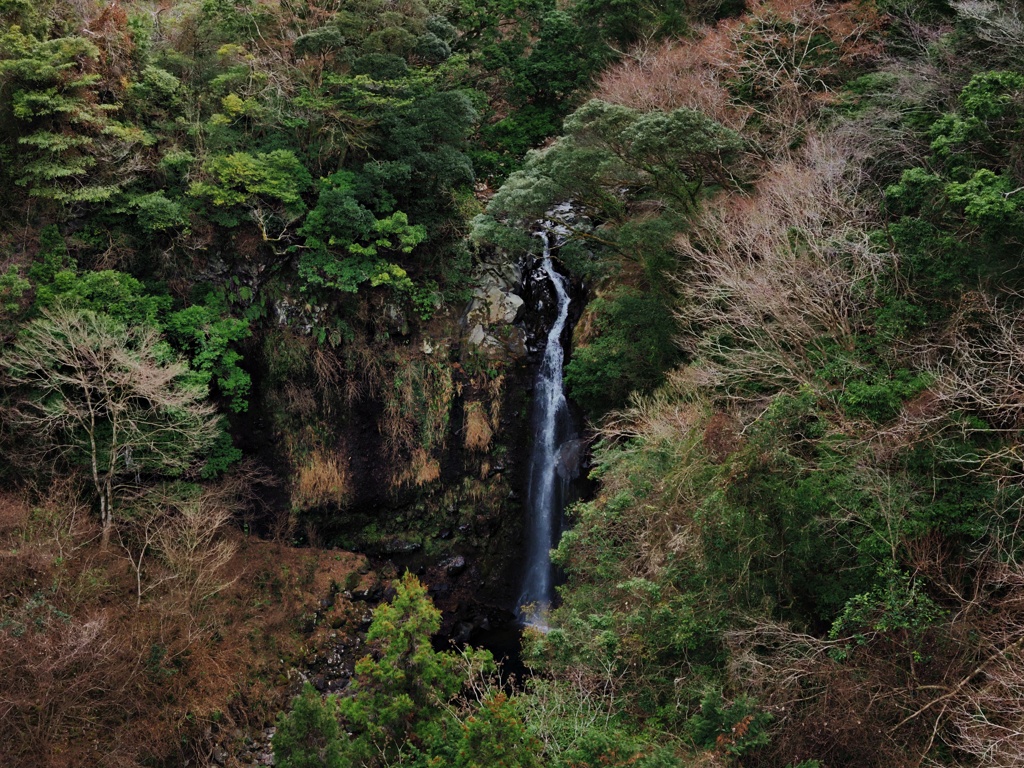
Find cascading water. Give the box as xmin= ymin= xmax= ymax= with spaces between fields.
xmin=518 ymin=231 xmax=576 ymax=628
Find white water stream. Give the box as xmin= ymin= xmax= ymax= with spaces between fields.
xmin=518 ymin=232 xmax=575 ymax=628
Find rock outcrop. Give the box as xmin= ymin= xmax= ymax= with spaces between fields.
xmin=462 ymin=252 xmax=527 ymax=359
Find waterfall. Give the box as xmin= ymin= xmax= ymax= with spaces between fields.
xmin=518 ymin=231 xmax=575 ymax=628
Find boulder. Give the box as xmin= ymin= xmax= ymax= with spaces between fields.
xmin=464 ymin=286 xmax=523 ymax=328
xmin=440 ymin=555 xmax=467 ymax=577
xmin=468 ymin=324 xmax=487 ymax=346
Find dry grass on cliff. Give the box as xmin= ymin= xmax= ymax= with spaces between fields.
xmin=293 ymin=446 xmax=351 ymax=510
xmin=463 ymin=400 xmax=494 ymax=452
xmin=397 ymin=448 xmax=442 ymax=487
xmin=391 ymin=447 xmax=443 ymax=488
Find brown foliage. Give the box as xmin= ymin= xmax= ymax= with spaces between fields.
xmin=0 ymin=482 xmax=369 ymax=768
xmin=943 ymin=557 xmax=1024 ymax=767
xmin=725 ymin=527 xmax=1024 ymax=768
xmin=380 ymin=353 xmax=455 ymax=464
xmin=726 ymin=617 xmax=966 ymax=767
xmin=0 ymin=491 xmax=31 ymax=533
xmin=0 ymin=609 xmax=147 ymax=768
xmin=87 ymin=1 xmax=135 ymax=95
xmin=931 ymin=292 xmax=1024 ymax=430
xmin=596 ymin=0 xmax=884 ymax=158
xmin=703 ymin=410 xmax=741 ymax=461
xmin=953 ymin=1 xmax=1024 ymax=53
xmin=595 ymin=36 xmax=751 ymax=131
xmin=674 ymin=132 xmax=893 ymax=410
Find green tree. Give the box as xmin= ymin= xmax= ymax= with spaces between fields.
xmin=165 ymin=304 xmax=252 ymax=413
xmin=297 ymin=170 xmax=426 ymax=298
xmin=272 ymin=576 xmax=545 ymax=768
xmin=375 ymin=90 xmax=477 ymax=212
xmin=883 ymin=71 xmax=1024 ymax=309
xmin=31 ymin=263 xmax=252 ymax=414
xmin=272 ymin=683 xmax=345 ymax=768
xmin=571 ymin=0 xmax=690 ymax=48
xmin=476 ymin=99 xmax=741 ymax=251
xmin=188 ymin=150 xmax=312 ymax=233
xmin=337 ymin=572 xmax=493 ymax=767
xmin=0 ymin=26 xmax=137 ymax=204
xmin=564 ymin=287 xmax=679 ymax=418
xmin=455 ymin=692 xmax=540 ymax=768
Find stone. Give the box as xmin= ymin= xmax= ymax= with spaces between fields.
xmin=212 ymin=746 xmax=229 ymax=766
xmin=484 ymin=286 xmax=523 ymax=323
xmin=453 ymin=621 xmax=473 ymax=644
xmin=383 ymin=302 xmax=409 ymax=335
xmin=380 ymin=539 xmax=421 ymax=555
xmin=505 ymin=326 xmax=528 ymax=357
xmin=467 ymin=324 xmax=487 ymax=347
xmin=556 ymin=438 xmax=584 ymax=481
xmin=326 ymin=677 xmax=350 ymax=693
xmin=505 ymin=294 xmax=525 ymax=323
xmin=428 ymin=582 xmax=452 ymax=598
xmin=464 ymin=286 xmax=524 ymax=326
xmin=350 ymin=584 xmax=382 ymax=602
xmin=440 ymin=555 xmax=467 ymax=577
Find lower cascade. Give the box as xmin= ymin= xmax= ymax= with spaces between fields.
xmin=518 ymin=231 xmax=576 ymax=628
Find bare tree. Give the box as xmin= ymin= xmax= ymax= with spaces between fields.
xmin=118 ymin=503 xmax=176 ymax=609
xmin=2 ymin=305 xmax=220 ymax=545
xmin=674 ymin=133 xmax=894 ymax=409
xmin=930 ymin=293 xmax=1024 ymax=428
xmin=0 ymin=611 xmax=145 ymax=767
xmin=943 ymin=555 xmax=1024 ymax=767
xmin=873 ymin=292 xmax=1024 ymax=484
xmin=953 ymin=1 xmax=1024 ymax=52
xmin=595 ymin=34 xmax=752 ymax=132
xmin=155 ymin=490 xmax=238 ymax=612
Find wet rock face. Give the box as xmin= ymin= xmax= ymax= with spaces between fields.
xmin=555 ymin=438 xmax=584 ymax=481
xmin=519 ymin=252 xmax=586 ymax=362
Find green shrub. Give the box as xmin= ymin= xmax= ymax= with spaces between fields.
xmin=838 ymin=369 xmax=932 ymax=423
xmin=565 ymin=288 xmax=679 ymax=418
